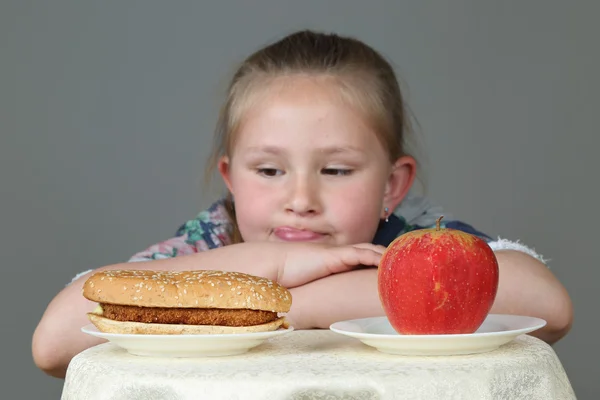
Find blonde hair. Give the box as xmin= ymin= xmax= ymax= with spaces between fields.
xmin=206 ymin=30 xmax=418 ymax=244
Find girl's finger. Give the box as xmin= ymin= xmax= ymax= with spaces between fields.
xmin=352 ymin=243 xmax=387 ymax=254
xmin=334 ymin=246 xmax=383 ymax=269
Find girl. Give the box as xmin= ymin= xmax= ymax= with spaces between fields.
xmin=32 ymin=30 xmax=573 ymax=379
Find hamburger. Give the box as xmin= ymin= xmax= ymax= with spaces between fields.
xmin=82 ymin=269 xmax=292 ymax=334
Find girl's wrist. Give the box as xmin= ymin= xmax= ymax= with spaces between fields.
xmin=227 ymin=242 xmax=285 ymax=282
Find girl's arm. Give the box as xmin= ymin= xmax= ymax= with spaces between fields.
xmin=32 ymin=243 xmax=279 ymax=379
xmin=394 ymin=198 xmax=572 ymax=342
xmin=290 ymin=250 xmax=573 ymax=345
xmin=32 ymin=241 xmax=383 ymax=378
xmin=488 ymin=250 xmax=573 ymax=344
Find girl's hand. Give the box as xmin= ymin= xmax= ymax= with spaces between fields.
xmin=107 ymin=241 xmax=385 ymax=290
xmin=275 ymin=242 xmax=386 ymax=288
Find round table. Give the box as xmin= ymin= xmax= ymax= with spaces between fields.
xmin=62 ymin=330 xmax=575 ymax=399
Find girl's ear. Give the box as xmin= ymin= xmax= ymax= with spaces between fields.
xmin=383 ymin=155 xmax=417 ymax=211
xmin=217 ymin=156 xmax=234 ymax=194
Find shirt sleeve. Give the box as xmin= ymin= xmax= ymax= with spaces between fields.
xmin=128 ymin=200 xmax=232 ymax=262
xmin=67 ymin=200 xmax=233 ymax=286
xmin=395 ymin=194 xmax=548 ymax=265
xmin=395 ymin=194 xmax=492 ymax=242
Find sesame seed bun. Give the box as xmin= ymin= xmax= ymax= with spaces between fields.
xmin=87 ymin=313 xmax=289 ymax=335
xmin=82 ymin=270 xmax=293 ymax=335
xmin=82 ymin=270 xmax=292 ymax=312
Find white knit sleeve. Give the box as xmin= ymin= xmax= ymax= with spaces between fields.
xmin=66 ymin=259 xmax=147 ymax=287
xmin=487 ymin=237 xmax=549 ymax=266
xmin=67 ymin=269 xmax=93 ymax=286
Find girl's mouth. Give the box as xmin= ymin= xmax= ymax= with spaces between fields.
xmin=273 ymin=226 xmax=327 ymax=242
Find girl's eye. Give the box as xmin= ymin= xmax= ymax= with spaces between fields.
xmin=322 ymin=168 xmax=353 ymax=176
xmin=257 ymin=168 xmax=283 ymax=177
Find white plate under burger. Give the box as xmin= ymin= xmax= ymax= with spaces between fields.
xmin=329 ymin=314 xmax=546 ymax=356
xmin=81 ymin=324 xmax=294 ymax=357
xmin=80 ymin=269 xmax=295 ymax=357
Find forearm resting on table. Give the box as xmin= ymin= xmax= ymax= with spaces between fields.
xmin=32 ymin=244 xmax=281 ymax=379
xmin=489 ymin=250 xmax=573 ymax=344
xmin=287 ymin=268 xmax=384 ymax=329
xmin=287 ymin=250 xmax=573 ymax=345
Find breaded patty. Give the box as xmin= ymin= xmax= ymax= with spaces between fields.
xmin=101 ymin=304 xmax=278 ymax=327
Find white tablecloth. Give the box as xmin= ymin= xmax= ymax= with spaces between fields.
xmin=62 ymin=330 xmax=575 ymax=400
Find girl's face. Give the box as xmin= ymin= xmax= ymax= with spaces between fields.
xmin=219 ymin=77 xmax=414 ymax=246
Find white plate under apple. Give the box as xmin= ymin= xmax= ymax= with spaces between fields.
xmin=329 ymin=314 xmax=546 ymax=356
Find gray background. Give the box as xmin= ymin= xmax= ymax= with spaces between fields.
xmin=2 ymin=0 xmax=598 ymax=398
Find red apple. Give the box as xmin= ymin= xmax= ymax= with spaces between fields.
xmin=378 ymin=216 xmax=499 ymax=335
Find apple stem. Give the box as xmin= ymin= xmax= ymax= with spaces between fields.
xmin=436 ymin=216 xmax=444 ymax=230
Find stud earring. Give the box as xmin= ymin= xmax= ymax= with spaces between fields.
xmin=384 ymin=207 xmax=389 ymax=223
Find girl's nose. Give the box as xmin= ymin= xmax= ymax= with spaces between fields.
xmin=285 ymin=175 xmax=322 ymax=216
